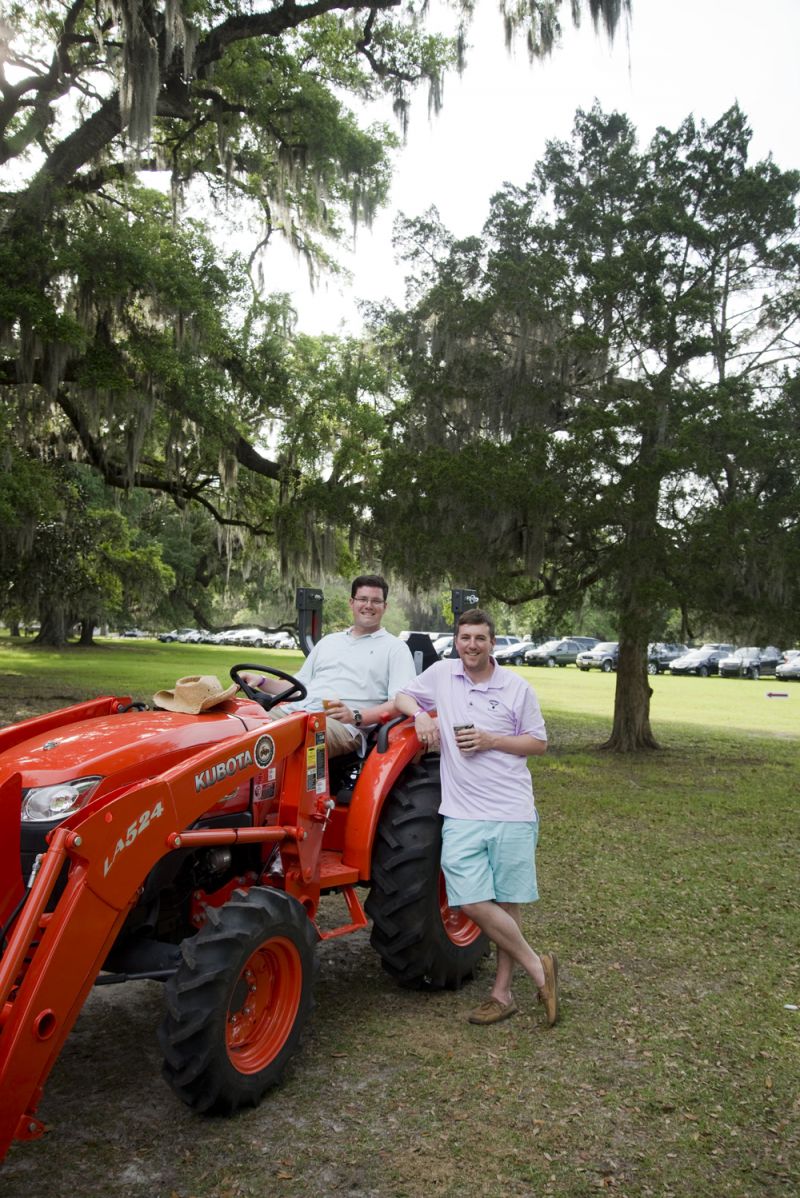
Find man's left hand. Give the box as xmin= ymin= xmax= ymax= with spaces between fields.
xmin=455 ymin=725 xmax=496 ymax=754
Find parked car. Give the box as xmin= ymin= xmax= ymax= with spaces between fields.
xmin=120 ymin=628 xmax=150 ymax=638
xmin=525 ymin=638 xmax=588 ymax=668
xmin=576 ymin=641 xmax=619 ymax=672
xmin=208 ymin=629 xmax=243 ymax=645
xmin=776 ymin=654 xmax=800 ymax=680
xmin=228 ymin=628 xmax=271 ymax=648
xmin=158 ymin=627 xmax=197 ymax=643
xmin=647 ymin=642 xmax=689 ymax=675
xmin=265 ymin=631 xmax=298 ymax=650
xmin=669 ymin=644 xmax=734 ymax=677
xmin=180 ymin=628 xmax=210 ymax=643
xmin=718 ymin=646 xmax=782 ymax=680
xmin=433 ymin=634 xmax=454 ymax=659
xmin=494 ymin=640 xmax=540 ymax=666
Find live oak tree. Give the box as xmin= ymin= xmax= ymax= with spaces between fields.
xmin=369 ymin=105 xmax=800 ymax=751
xmin=0 ymin=464 xmax=175 ymax=643
xmin=0 ymin=0 xmax=628 ymax=643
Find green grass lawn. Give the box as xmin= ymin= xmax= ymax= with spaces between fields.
xmin=0 ymin=634 xmax=307 ymax=719
xmin=1 ymin=636 xmax=797 ymax=740
xmin=521 ymin=663 xmax=798 ymax=740
xmin=1 ymin=637 xmax=798 ymax=1196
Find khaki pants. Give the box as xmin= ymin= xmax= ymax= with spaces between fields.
xmin=266 ymin=708 xmax=359 ymax=758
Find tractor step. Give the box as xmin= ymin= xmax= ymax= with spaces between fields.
xmin=314 ymin=853 xmax=368 ymax=940
xmin=317 ymin=851 xmax=360 ymax=888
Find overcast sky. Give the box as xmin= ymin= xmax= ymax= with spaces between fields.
xmin=267 ymin=0 xmax=800 ymax=334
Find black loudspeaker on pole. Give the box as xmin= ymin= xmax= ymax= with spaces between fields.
xmin=449 ymin=587 xmax=479 ymax=654
xmin=296 ymin=588 xmax=323 ymax=658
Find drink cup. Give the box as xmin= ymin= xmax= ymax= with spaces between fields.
xmin=322 ymin=698 xmax=337 ymax=710
xmin=453 ymin=722 xmax=474 ymax=750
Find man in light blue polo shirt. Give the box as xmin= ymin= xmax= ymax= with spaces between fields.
xmin=247 ymin=574 xmax=416 ymax=755
xmin=395 ymin=608 xmax=560 ymax=1027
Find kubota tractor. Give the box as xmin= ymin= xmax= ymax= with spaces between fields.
xmin=0 ymin=664 xmax=488 ymax=1162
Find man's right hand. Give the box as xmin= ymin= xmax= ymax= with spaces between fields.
xmin=414 ymin=711 xmax=440 ymax=752
xmin=322 ymin=700 xmax=353 ymax=725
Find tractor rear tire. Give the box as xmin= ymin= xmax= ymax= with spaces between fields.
xmin=366 ymin=760 xmax=489 ymax=990
xmin=158 ymin=887 xmax=318 ymax=1114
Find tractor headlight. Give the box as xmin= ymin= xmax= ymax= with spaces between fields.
xmin=21 ymin=777 xmax=102 ymax=822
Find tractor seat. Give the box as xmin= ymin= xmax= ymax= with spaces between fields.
xmin=327 ymin=750 xmax=364 ymax=807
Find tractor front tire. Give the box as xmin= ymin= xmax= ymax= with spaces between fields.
xmin=366 ymin=760 xmax=488 ymax=990
xmin=159 ymin=887 xmax=318 ymax=1114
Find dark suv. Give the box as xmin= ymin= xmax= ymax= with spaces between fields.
xmin=576 ymin=642 xmax=619 ymax=673
xmin=718 ymin=647 xmax=782 ymax=680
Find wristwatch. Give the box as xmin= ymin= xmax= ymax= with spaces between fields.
xmin=352 ymin=709 xmax=363 ymax=727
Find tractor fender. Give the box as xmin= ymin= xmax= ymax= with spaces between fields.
xmin=342 ymin=720 xmax=427 ymax=880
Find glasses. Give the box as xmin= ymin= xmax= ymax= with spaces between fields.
xmin=353 ymin=595 xmax=385 ymax=606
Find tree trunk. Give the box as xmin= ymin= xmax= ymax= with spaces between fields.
xmin=601 ymin=412 xmax=666 ymax=753
xmin=601 ymin=635 xmax=659 ymax=752
xmin=34 ymin=609 xmax=70 ymax=647
xmin=78 ymin=619 xmax=95 ymax=646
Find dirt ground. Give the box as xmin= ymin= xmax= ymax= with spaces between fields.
xmin=2 ymin=906 xmax=497 ymax=1198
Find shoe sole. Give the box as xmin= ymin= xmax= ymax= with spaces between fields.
xmin=543 ymin=953 xmax=559 ymax=1026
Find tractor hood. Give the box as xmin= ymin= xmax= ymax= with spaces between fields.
xmin=0 ymin=702 xmax=271 ymax=794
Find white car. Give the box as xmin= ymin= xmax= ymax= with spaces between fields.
xmin=266 ymin=632 xmax=298 ymax=650
xmin=178 ymin=628 xmax=209 ymax=643
xmin=493 ymin=635 xmax=522 ymax=649
xmin=432 ymin=634 xmax=453 ymax=658
xmin=230 ymin=628 xmax=270 ymax=648
xmin=776 ymin=653 xmax=800 ymax=680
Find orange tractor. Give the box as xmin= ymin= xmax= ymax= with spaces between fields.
xmin=0 ymin=664 xmax=487 ymax=1161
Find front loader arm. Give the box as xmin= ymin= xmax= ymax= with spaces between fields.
xmin=0 ymin=709 xmax=325 ymax=1162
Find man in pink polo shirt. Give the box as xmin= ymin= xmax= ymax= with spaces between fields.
xmin=395 ymin=608 xmax=560 ymax=1026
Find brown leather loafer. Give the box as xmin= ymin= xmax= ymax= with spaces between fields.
xmin=467 ymin=997 xmax=519 ymax=1025
xmin=539 ymin=952 xmax=560 ymax=1026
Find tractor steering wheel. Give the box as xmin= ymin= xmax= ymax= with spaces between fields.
xmin=230 ymin=663 xmax=308 ymax=712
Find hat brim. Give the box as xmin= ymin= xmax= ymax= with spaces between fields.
xmin=199 ymin=682 xmax=239 ymax=710
xmin=153 ymin=681 xmax=239 ymax=714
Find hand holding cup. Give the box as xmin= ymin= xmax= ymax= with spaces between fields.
xmin=453 ymin=723 xmax=475 ymax=753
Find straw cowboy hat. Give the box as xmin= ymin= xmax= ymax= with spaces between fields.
xmin=153 ymin=675 xmax=239 ymax=714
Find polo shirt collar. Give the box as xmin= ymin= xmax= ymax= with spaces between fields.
xmin=345 ymin=626 xmax=388 ymax=640
xmin=453 ymin=656 xmax=503 ymax=688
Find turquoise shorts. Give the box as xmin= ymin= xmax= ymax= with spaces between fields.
xmin=441 ymin=817 xmax=539 ymax=907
